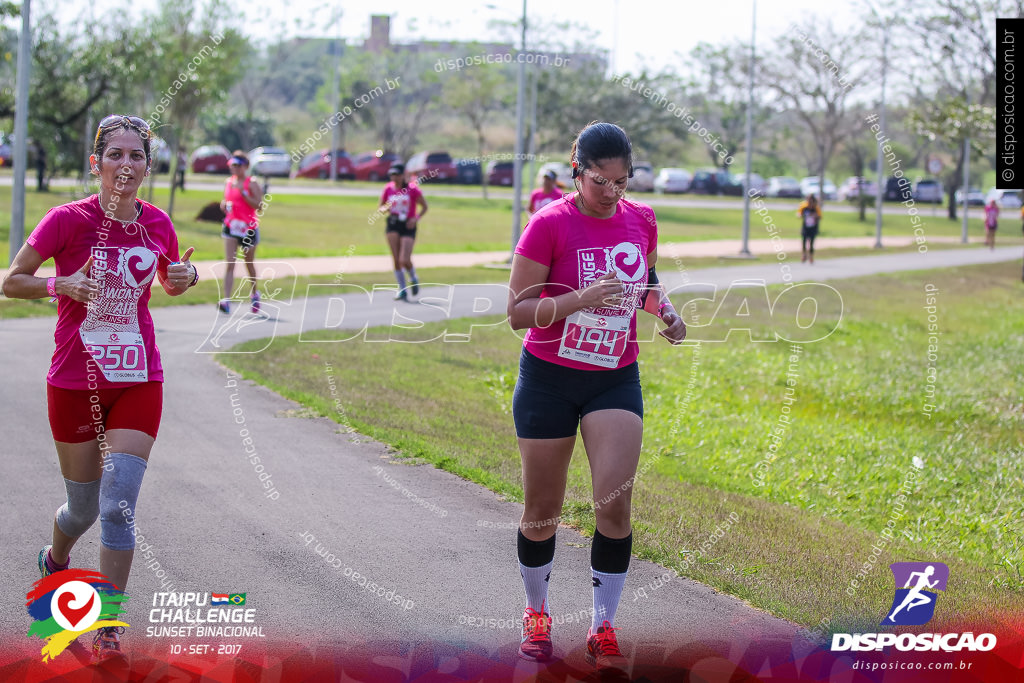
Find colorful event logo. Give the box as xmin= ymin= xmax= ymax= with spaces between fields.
xmin=882 ymin=562 xmax=949 ymax=626
xmin=26 ymin=569 xmax=128 ymax=661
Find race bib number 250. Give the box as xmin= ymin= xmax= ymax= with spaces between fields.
xmin=80 ymin=330 xmax=148 ymax=382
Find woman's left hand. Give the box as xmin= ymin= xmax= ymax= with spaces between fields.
xmin=407 ymin=216 xmax=419 ymax=229
xmin=166 ymin=247 xmax=196 ymax=292
xmin=659 ymin=309 xmax=687 ymax=345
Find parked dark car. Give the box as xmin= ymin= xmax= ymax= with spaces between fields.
xmin=689 ymin=169 xmax=742 ymax=195
xmin=352 ymin=150 xmax=399 ymax=181
xmin=487 ymin=160 xmax=515 ymax=186
xmin=884 ymin=176 xmax=912 ymax=202
xmin=293 ymin=149 xmax=354 ymax=179
xmin=913 ymin=178 xmax=944 ymax=204
xmin=454 ymin=158 xmax=482 ymax=184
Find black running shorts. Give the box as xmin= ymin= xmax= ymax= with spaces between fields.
xmin=512 ymin=348 xmax=643 ymax=439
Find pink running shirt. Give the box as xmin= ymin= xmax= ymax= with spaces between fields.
xmin=27 ymin=195 xmax=180 ymax=389
xmin=514 ymin=193 xmax=658 ymax=370
xmin=380 ymin=182 xmax=424 ymax=221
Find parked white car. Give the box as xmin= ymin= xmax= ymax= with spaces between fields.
xmin=627 ymin=162 xmax=655 ymax=192
xmin=534 ymin=162 xmax=573 ymax=188
xmin=654 ymin=168 xmax=692 ymax=194
xmin=767 ymin=176 xmax=802 ymax=198
xmin=985 ymin=188 xmax=1023 ymax=208
xmin=734 ymin=172 xmax=768 ymax=197
xmin=800 ymin=176 xmax=837 ymax=200
xmin=248 ymin=146 xmax=293 ymax=177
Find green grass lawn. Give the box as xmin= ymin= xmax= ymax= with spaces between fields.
xmin=0 ymin=185 xmax=991 ymax=262
xmin=219 ymin=260 xmax=1024 ymax=632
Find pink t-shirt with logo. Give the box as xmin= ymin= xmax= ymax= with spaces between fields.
xmin=224 ymin=176 xmax=260 ymax=228
xmin=529 ymin=187 xmax=563 ymax=213
xmin=380 ymin=182 xmax=424 ymax=221
xmin=514 ymin=193 xmax=658 ymax=371
xmin=27 ymin=195 xmax=179 ymax=389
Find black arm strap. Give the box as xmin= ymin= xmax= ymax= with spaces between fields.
xmin=639 ymin=266 xmax=659 ymax=308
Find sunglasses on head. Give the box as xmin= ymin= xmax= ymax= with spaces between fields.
xmin=98 ymin=114 xmax=149 ymax=130
xmin=95 ymin=115 xmax=150 ymax=144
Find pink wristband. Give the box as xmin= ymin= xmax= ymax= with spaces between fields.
xmin=46 ymin=277 xmax=57 ymax=299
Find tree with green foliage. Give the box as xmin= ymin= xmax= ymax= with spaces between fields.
xmin=140 ymin=0 xmax=246 ymax=217
xmin=903 ymin=0 xmax=1008 ymax=219
xmin=759 ymin=19 xmax=871 ymax=207
xmin=442 ymin=58 xmax=512 ymax=198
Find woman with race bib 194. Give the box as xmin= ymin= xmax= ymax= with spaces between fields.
xmin=2 ymin=114 xmax=197 ymax=663
xmin=506 ymin=121 xmax=686 ymax=673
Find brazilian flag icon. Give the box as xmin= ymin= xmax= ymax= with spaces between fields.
xmin=228 ymin=593 xmax=246 ymax=605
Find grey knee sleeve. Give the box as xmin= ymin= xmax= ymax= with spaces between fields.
xmin=55 ymin=478 xmax=101 ymax=538
xmin=99 ymin=452 xmax=148 ymax=551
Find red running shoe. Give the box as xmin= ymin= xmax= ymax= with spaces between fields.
xmin=519 ymin=603 xmax=553 ymax=661
xmin=586 ymin=620 xmax=628 ymax=672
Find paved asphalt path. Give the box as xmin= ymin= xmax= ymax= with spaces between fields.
xmin=1 ymin=246 xmax=1018 ymax=676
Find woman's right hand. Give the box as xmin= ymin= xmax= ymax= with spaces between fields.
xmin=579 ymin=270 xmax=623 ymax=309
xmin=61 ymin=256 xmax=100 ymax=302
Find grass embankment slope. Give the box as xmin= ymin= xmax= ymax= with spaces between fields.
xmin=220 ymin=260 xmax=1024 ymax=631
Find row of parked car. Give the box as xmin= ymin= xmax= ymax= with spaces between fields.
xmin=185 ymin=145 xmax=994 ymax=207
xmin=188 ymin=145 xmax=553 ymax=186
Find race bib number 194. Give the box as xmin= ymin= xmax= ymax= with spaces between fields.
xmin=558 ymin=311 xmax=629 ymax=368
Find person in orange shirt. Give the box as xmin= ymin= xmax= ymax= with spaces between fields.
xmin=797 ymin=194 xmax=822 ymax=264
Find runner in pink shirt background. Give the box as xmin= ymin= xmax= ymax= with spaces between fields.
xmin=219 ymin=150 xmax=264 ymax=314
xmin=379 ymin=162 xmax=428 ymax=300
xmin=2 ymin=114 xmax=197 ymax=663
xmin=506 ymin=121 xmax=685 ymax=673
xmin=528 ymin=169 xmax=564 ymax=215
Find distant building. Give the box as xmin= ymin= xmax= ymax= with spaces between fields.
xmin=362 ymin=14 xmax=606 ymax=71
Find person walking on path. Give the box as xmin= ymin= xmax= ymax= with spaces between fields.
xmin=33 ymin=139 xmax=47 ymax=192
xmin=984 ymin=199 xmax=999 ymax=250
xmin=798 ymin=193 xmax=822 ymax=263
xmin=219 ymin=150 xmax=264 ymax=314
xmin=378 ymin=163 xmax=428 ymax=301
xmin=1 ymin=114 xmax=198 ymax=663
xmin=506 ymin=121 xmax=686 ymax=673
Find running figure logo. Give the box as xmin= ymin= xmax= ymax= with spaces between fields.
xmin=883 ymin=562 xmax=949 ymax=626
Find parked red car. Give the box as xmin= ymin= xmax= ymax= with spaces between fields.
xmin=487 ymin=160 xmax=515 ymax=186
xmin=405 ymin=151 xmax=456 ymax=183
xmin=293 ymin=149 xmax=354 ymax=180
xmin=190 ymin=144 xmax=231 ymax=174
xmin=352 ymin=150 xmax=400 ymax=181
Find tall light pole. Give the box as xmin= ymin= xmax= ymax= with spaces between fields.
xmin=328 ymin=7 xmax=343 ymax=183
xmin=961 ymin=89 xmax=970 ymax=243
xmin=9 ymin=0 xmax=31 ymax=266
xmin=510 ymin=0 xmax=527 ymax=257
xmin=739 ymin=0 xmax=756 ymax=257
xmin=868 ymin=2 xmax=890 ymax=249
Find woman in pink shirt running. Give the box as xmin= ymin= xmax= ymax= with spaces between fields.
xmin=219 ymin=150 xmax=264 ymax=313
xmin=2 ymin=114 xmax=197 ymax=662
